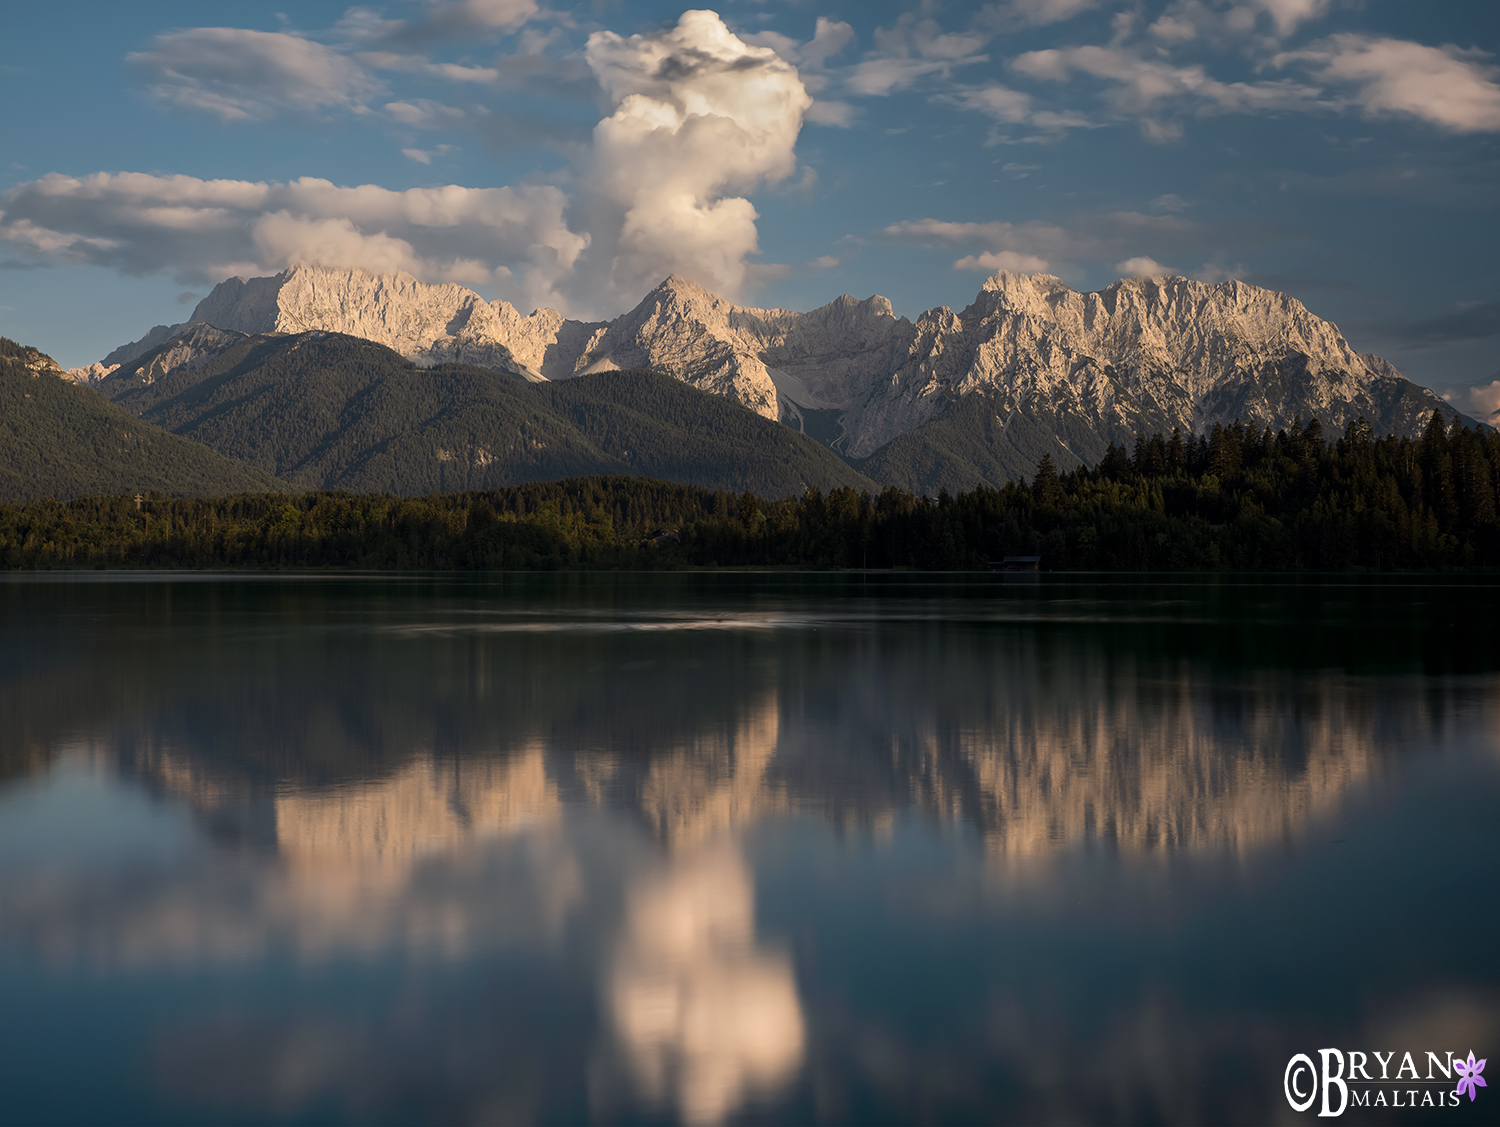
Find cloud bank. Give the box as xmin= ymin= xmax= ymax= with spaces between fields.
xmin=0 ymin=172 xmax=585 ymax=309
xmin=6 ymin=3 xmax=1498 ymax=332
xmin=128 ymin=28 xmax=383 ymax=122
xmin=1279 ymin=35 xmax=1500 ymax=133
xmin=2 ymin=11 xmax=815 ymax=317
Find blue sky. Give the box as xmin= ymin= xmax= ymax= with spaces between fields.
xmin=2 ymin=0 xmax=1497 ymax=414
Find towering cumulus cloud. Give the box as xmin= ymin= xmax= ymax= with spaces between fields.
xmin=576 ymin=10 xmax=812 ymax=306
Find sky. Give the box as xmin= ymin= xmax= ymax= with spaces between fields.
xmin=2 ymin=0 xmax=1497 ymax=414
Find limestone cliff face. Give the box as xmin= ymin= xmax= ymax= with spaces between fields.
xmin=98 ymin=265 xmax=1458 ymax=461
xmin=61 ymin=361 xmax=119 ymax=385
xmin=190 ymin=267 xmax=545 ymax=381
xmin=110 ymin=324 xmax=249 ymax=389
xmin=819 ymin=272 xmax=1453 ymax=456
xmin=104 ymin=266 xmax=543 ymax=382
xmin=545 ymin=271 xmax=1458 ymax=454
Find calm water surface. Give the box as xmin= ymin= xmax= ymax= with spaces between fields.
xmin=1 ymin=573 xmax=1497 ymax=1125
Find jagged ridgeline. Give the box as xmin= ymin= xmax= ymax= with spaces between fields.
xmin=96 ymin=329 xmax=874 ymax=498
xmin=95 ymin=266 xmax=1477 ymax=486
xmin=0 ymin=338 xmax=289 ymax=503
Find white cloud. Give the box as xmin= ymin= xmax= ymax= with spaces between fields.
xmin=954 ymin=250 xmax=1052 ymax=272
xmin=1011 ymin=43 xmax=1327 ymax=129
xmin=1254 ymin=0 xmax=1334 ymax=38
xmin=1116 ymin=255 xmax=1174 ymax=276
xmin=128 ymin=29 xmax=381 ymax=122
xmin=1008 ymin=11 xmax=1500 ymax=140
xmin=1193 ymin=261 xmax=1248 ymax=283
xmin=802 ymin=18 xmax=856 ymax=69
xmin=874 ymin=13 xmax=988 ymax=63
xmin=252 ymin=212 xmax=448 ymax=278
xmin=435 ymin=0 xmax=539 ymax=30
xmin=884 ymin=211 xmax=1209 ymax=275
xmin=1279 ymin=35 xmax=1500 ymax=132
xmin=846 ymin=57 xmax=971 ymax=98
xmin=384 ymin=99 xmax=469 ymax=129
xmin=571 ymin=10 xmax=812 ymax=307
xmin=0 ymin=172 xmax=586 ymax=310
xmin=844 ymin=12 xmax=989 ymax=97
xmin=361 ymin=51 xmax=501 ymax=83
xmin=744 ymin=17 xmax=854 ymax=72
xmin=373 ymin=0 xmax=543 ymax=44
xmin=1139 ymin=117 xmax=1184 ymax=143
xmin=945 ymin=82 xmax=1094 ymax=136
xmin=1146 ymin=0 xmax=1333 ymax=48
xmin=952 ymin=83 xmax=1035 ymax=124
xmin=1466 ymin=379 xmax=1500 ymax=425
xmin=805 ymin=100 xmax=856 ymax=127
xmin=401 ymin=148 xmax=433 ymax=164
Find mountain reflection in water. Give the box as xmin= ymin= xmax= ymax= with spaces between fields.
xmin=1 ymin=574 xmax=1497 ymax=1125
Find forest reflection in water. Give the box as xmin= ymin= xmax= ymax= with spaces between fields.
xmin=1 ymin=573 xmax=1498 ymax=1125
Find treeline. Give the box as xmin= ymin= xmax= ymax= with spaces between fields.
xmin=2 ymin=411 xmax=1497 ymax=570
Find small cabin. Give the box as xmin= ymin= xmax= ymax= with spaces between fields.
xmin=989 ymin=555 xmax=1042 ymax=572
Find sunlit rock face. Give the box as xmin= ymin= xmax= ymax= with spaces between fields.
xmin=95 ymin=266 xmax=1461 ymax=462
xmin=60 ymin=360 xmax=118 ymax=385
xmin=97 ymin=323 xmax=249 ymax=391
xmin=605 ymin=840 xmax=804 ymax=1126
xmin=103 ymin=266 xmax=547 ymax=381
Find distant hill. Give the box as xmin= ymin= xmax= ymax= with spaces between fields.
xmin=0 ymin=338 xmax=291 ymax=503
xmin=100 ymin=330 xmax=876 ymax=497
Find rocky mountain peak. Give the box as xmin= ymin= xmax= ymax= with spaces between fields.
xmin=90 ymin=264 xmax=1466 ymax=481
xmin=650 ymin=274 xmax=721 ymax=302
xmin=1 ymin=339 xmax=64 ymax=376
xmin=100 ymin=324 xmax=251 ymax=394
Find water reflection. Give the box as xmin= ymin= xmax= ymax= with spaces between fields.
xmin=605 ymin=838 xmax=804 ymax=1125
xmin=1 ymin=575 xmax=1497 ymax=1125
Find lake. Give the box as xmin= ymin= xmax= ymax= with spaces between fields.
xmin=1 ymin=572 xmax=1496 ymax=1125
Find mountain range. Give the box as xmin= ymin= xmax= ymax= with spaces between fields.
xmin=28 ymin=264 xmax=1475 ymax=501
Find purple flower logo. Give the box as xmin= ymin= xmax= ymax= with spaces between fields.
xmin=1455 ymin=1051 xmax=1487 ymax=1102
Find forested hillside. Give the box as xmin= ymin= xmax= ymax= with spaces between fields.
xmin=852 ymin=391 xmax=1122 ymax=494
xmin=102 ymin=332 xmax=875 ymax=497
xmin=2 ymin=411 xmax=1497 ymax=571
xmin=0 ymin=338 xmax=290 ymax=503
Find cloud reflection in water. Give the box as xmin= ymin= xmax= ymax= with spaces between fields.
xmin=2 ymin=576 xmax=1497 ymax=1124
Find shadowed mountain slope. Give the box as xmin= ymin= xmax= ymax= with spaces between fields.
xmin=0 ymin=338 xmax=290 ymax=503
xmin=99 ymin=330 xmax=875 ymax=497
